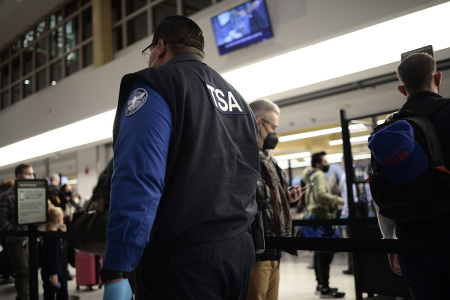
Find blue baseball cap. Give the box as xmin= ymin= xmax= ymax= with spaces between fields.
xmin=368 ymin=120 xmax=428 ymax=185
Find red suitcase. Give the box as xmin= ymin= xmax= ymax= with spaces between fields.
xmin=75 ymin=250 xmax=103 ymax=291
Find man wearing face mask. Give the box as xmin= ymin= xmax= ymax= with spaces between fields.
xmin=101 ymin=16 xmax=260 ymax=300
xmin=0 ymin=163 xmax=35 ymax=300
xmin=302 ymin=152 xmax=345 ymax=298
xmin=247 ymin=99 xmax=302 ymax=300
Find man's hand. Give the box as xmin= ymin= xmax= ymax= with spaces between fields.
xmin=103 ymin=279 xmax=132 ymax=300
xmin=388 ymin=253 xmax=402 ymax=275
xmin=49 ymin=274 xmax=59 ymax=287
xmin=287 ymin=186 xmax=303 ymax=203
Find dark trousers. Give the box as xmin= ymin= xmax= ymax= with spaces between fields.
xmin=396 ymin=212 xmax=450 ymax=300
xmin=41 ymin=272 xmax=68 ymax=300
xmin=7 ymin=242 xmax=29 ymax=300
xmin=135 ymin=231 xmax=255 ymax=300
xmin=399 ymin=253 xmax=450 ymax=300
xmin=313 ymin=251 xmax=334 ymax=288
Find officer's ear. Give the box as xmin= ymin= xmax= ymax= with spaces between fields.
xmin=156 ymin=39 xmax=166 ymax=57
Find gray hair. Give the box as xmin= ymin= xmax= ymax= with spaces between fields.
xmin=248 ymin=98 xmax=280 ymax=119
xmin=49 ymin=173 xmax=60 ymax=184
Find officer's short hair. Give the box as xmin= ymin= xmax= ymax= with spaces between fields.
xmin=152 ymin=16 xmax=205 ymax=58
xmin=249 ymin=98 xmax=280 ymax=119
xmin=397 ymin=53 xmax=436 ymax=95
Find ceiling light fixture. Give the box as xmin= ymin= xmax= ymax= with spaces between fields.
xmin=279 ymin=124 xmax=367 ymax=142
xmin=0 ymin=110 xmax=116 ymax=168
xmin=329 ymin=135 xmax=370 ymax=146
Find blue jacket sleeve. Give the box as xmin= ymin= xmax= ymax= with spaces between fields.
xmin=103 ymin=78 xmax=172 ymax=272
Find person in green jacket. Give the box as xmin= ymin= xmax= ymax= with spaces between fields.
xmin=302 ymin=151 xmax=345 ymax=298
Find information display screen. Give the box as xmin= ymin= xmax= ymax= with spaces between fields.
xmin=211 ymin=0 xmax=273 ymax=55
xmin=15 ymin=179 xmax=48 ymax=225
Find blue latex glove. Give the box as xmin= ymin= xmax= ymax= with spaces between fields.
xmin=103 ymin=279 xmax=133 ymax=300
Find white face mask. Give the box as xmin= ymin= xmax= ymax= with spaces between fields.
xmin=23 ymin=174 xmax=35 ymax=179
xmin=150 ymin=45 xmax=159 ymax=67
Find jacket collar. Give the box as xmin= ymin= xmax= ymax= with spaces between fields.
xmin=166 ymin=54 xmax=205 ymax=65
xmin=401 ymin=91 xmax=443 ymax=112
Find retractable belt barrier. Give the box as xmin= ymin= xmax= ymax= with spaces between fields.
xmin=1 ymin=217 xmax=448 ymax=254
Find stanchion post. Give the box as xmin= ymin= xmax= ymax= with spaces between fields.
xmin=339 ymin=109 xmax=363 ymax=300
xmin=28 ymin=225 xmax=39 ymax=300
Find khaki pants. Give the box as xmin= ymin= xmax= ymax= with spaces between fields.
xmin=247 ymin=260 xmax=280 ymax=300
xmin=7 ymin=242 xmax=30 ymax=300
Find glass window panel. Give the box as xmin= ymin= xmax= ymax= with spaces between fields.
xmin=82 ymin=7 xmax=92 ymax=40
xmin=23 ymin=30 xmax=34 ymax=48
xmin=12 ymin=57 xmax=20 ymax=82
xmin=23 ymin=77 xmax=32 ymax=98
xmin=36 ymin=36 xmax=48 ymax=68
xmin=127 ymin=12 xmax=147 ymax=46
xmin=11 ymin=40 xmax=21 ymax=54
xmin=36 ymin=21 xmax=47 ymax=38
xmin=112 ymin=26 xmax=123 ymax=54
xmin=1 ymin=49 xmax=8 ymax=62
xmin=1 ymin=90 xmax=9 ymax=110
xmin=23 ymin=48 xmax=33 ymax=76
xmin=111 ymin=0 xmax=122 ymax=24
xmin=126 ymin=0 xmax=146 ymax=16
xmin=11 ymin=84 xmax=20 ymax=104
xmin=50 ymin=60 xmax=62 ymax=85
xmin=184 ymin=0 xmax=211 ymax=16
xmin=65 ymin=17 xmax=80 ymax=52
xmin=50 ymin=27 xmax=64 ymax=59
xmin=66 ymin=50 xmax=79 ymax=76
xmin=36 ymin=69 xmax=47 ymax=92
xmin=153 ymin=2 xmax=176 ymax=30
xmin=83 ymin=43 xmax=93 ymax=67
xmin=65 ymin=0 xmax=79 ymax=17
xmin=50 ymin=10 xmax=63 ymax=29
xmin=1 ymin=65 xmax=9 ymax=89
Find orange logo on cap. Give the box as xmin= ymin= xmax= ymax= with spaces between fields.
xmin=384 ymin=146 xmax=408 ymax=166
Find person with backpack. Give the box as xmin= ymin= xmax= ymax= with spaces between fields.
xmin=302 ymin=152 xmax=345 ymax=298
xmin=368 ymin=52 xmax=450 ymax=300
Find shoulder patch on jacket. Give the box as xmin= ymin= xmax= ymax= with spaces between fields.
xmin=125 ymin=88 xmax=148 ymax=116
xmin=204 ymin=81 xmax=245 ymax=115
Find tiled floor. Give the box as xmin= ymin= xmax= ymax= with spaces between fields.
xmin=0 ymin=251 xmax=409 ymax=300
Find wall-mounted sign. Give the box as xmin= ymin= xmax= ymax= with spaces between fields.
xmin=15 ymin=180 xmax=48 ymax=225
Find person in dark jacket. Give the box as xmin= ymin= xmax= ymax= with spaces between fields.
xmin=41 ymin=205 xmax=68 ymax=300
xmin=372 ymin=52 xmax=450 ymax=300
xmin=247 ymin=99 xmax=302 ymax=300
xmin=101 ymin=16 xmax=260 ymax=300
xmin=0 ymin=163 xmax=34 ymax=300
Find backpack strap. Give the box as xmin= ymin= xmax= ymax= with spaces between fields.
xmin=396 ymin=99 xmax=449 ymax=168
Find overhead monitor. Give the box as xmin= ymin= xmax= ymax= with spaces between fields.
xmin=210 ymin=0 xmax=273 ymax=55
